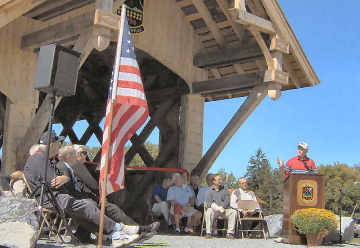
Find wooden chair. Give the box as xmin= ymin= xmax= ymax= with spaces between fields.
xmin=236 ymin=200 xmax=267 ymax=239
xmin=22 ymin=173 xmax=71 ymax=243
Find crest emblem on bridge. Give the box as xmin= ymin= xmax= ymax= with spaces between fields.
xmin=116 ymin=0 xmax=145 ymax=34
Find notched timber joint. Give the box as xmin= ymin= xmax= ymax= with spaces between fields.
xmin=264 ymin=69 xmax=289 ymax=86
xmin=228 ymin=7 xmax=275 ymax=35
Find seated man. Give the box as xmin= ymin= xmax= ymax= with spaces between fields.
xmin=24 ymin=131 xmax=158 ymax=245
xmin=151 ymin=176 xmax=172 ymax=227
xmin=231 ymin=177 xmax=260 ymax=233
xmin=230 ymin=177 xmax=259 ymax=216
xmin=70 ymin=145 xmax=137 ymax=225
xmin=204 ymin=174 xmax=236 ymax=239
xmin=167 ymin=173 xmax=202 ymax=233
xmin=195 ymin=173 xmax=213 ymax=212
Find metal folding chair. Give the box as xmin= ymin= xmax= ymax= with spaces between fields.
xmin=22 ymin=173 xmax=72 ymax=243
xmin=236 ymin=200 xmax=267 ymax=239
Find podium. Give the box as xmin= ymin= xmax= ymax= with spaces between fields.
xmin=282 ymin=173 xmax=325 ymax=244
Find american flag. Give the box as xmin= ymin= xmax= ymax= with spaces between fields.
xmin=100 ymin=16 xmax=148 ymax=197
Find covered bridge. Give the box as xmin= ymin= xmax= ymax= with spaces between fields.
xmin=0 ymin=0 xmax=319 ymax=220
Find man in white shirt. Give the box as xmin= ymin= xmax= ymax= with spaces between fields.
xmin=167 ymin=173 xmax=202 ymax=233
xmin=230 ymin=177 xmax=259 ymax=216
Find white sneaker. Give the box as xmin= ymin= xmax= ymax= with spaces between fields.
xmin=184 ymin=227 xmax=190 ymax=233
xmin=175 ymin=227 xmax=181 ymax=233
xmin=114 ymin=222 xmax=139 ymax=235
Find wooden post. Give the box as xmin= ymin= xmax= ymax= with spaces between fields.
xmin=97 ymin=4 xmax=126 ymax=247
xmin=193 ymin=85 xmax=268 ymax=178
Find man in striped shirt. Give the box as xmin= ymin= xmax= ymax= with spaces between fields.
xmin=277 ymin=142 xmax=317 ymax=178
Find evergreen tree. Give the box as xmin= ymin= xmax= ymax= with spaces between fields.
xmin=245 ymin=148 xmax=283 ymax=214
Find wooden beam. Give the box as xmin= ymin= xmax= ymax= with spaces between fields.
xmin=129 ymin=134 xmax=154 ymax=166
xmin=192 ymin=0 xmax=225 ymax=46
xmin=192 ymin=85 xmax=268 ymax=178
xmin=247 ymin=0 xmax=268 ymax=19
xmin=0 ymin=0 xmax=13 ymax=8
xmin=248 ymin=28 xmax=273 ymax=70
xmin=192 ymin=72 xmax=262 ymax=94
xmin=25 ymin=0 xmax=95 ymax=21
xmin=229 ymin=8 xmax=275 ymax=34
xmin=0 ymin=0 xmax=47 ymax=29
xmin=125 ymin=99 xmax=176 ymax=164
xmin=25 ymin=0 xmax=75 ymax=18
xmin=60 ymin=119 xmax=80 ymax=143
xmin=94 ymin=8 xmax=119 ymax=30
xmin=216 ymin=0 xmax=245 ymax=44
xmin=146 ymin=88 xmax=187 ymax=102
xmin=194 ymin=44 xmax=262 ymax=68
xmin=21 ymin=12 xmax=94 ymax=50
xmin=210 ymin=68 xmax=221 ymax=79
xmin=234 ymin=0 xmax=246 ymax=10
xmin=175 ymin=0 xmax=192 ymax=8
xmin=260 ymin=0 xmax=319 ymax=85
xmin=270 ymin=35 xmax=289 ymax=54
xmin=16 ymin=95 xmax=62 ymax=170
xmin=283 ymin=56 xmax=300 ymax=88
xmin=264 ymin=69 xmax=288 ymax=86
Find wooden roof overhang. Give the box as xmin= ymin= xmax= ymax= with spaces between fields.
xmin=174 ymin=0 xmax=320 ymax=101
xmin=0 ymin=0 xmax=320 ymax=103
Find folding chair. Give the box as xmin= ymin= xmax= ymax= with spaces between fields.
xmin=200 ymin=204 xmax=230 ymax=237
xmin=236 ymin=200 xmax=267 ymax=239
xmin=22 ymin=173 xmax=72 ymax=243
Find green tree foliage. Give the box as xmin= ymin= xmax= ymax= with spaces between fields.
xmin=217 ymin=168 xmax=238 ymax=189
xmin=245 ymin=149 xmax=283 ymax=214
xmin=124 ymin=143 xmax=159 ymax=166
xmin=87 ymin=146 xmax=100 ymax=161
xmin=86 ymin=143 xmax=159 ymax=166
xmin=211 ymin=150 xmax=360 ymax=216
xmin=318 ymin=163 xmax=360 ymax=217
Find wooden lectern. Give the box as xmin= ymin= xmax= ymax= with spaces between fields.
xmin=282 ymin=173 xmax=325 ymax=244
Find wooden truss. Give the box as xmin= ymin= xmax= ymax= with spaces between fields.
xmin=173 ymin=0 xmax=317 ymax=176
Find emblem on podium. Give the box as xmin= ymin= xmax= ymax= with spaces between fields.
xmin=297 ymin=180 xmax=318 ymax=206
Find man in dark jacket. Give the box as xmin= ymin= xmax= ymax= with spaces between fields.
xmin=61 ymin=145 xmax=137 ymax=225
xmin=24 ymin=131 xmax=158 ymax=245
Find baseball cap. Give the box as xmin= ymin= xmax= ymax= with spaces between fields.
xmin=298 ymin=142 xmax=308 ymax=150
xmin=39 ymin=130 xmax=65 ymax=145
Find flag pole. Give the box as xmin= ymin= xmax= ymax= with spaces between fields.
xmin=98 ymin=4 xmax=127 ymax=247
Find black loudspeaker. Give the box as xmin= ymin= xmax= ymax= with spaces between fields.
xmin=34 ymin=44 xmax=81 ymax=96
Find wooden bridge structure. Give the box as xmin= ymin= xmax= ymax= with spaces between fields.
xmin=0 ymin=0 xmax=319 ymax=220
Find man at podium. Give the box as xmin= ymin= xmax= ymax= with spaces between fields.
xmin=277 ymin=142 xmax=318 ymax=177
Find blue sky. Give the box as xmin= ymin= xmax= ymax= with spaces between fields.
xmin=208 ymin=0 xmax=360 ymax=177
xmin=1 ymin=1 xmax=359 ymax=179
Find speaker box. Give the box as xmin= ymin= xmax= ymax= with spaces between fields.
xmin=34 ymin=44 xmax=81 ymax=96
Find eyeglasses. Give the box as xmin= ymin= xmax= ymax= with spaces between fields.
xmin=80 ymin=151 xmax=87 ymax=155
xmin=240 ymin=182 xmax=247 ymax=184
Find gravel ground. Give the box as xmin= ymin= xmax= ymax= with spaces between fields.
xmin=37 ymin=234 xmax=360 ymax=248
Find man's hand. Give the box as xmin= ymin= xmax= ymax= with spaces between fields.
xmin=51 ymin=175 xmax=70 ymax=189
xmin=277 ymin=157 xmax=284 ymax=168
xmin=242 ymin=209 xmax=249 ymax=216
